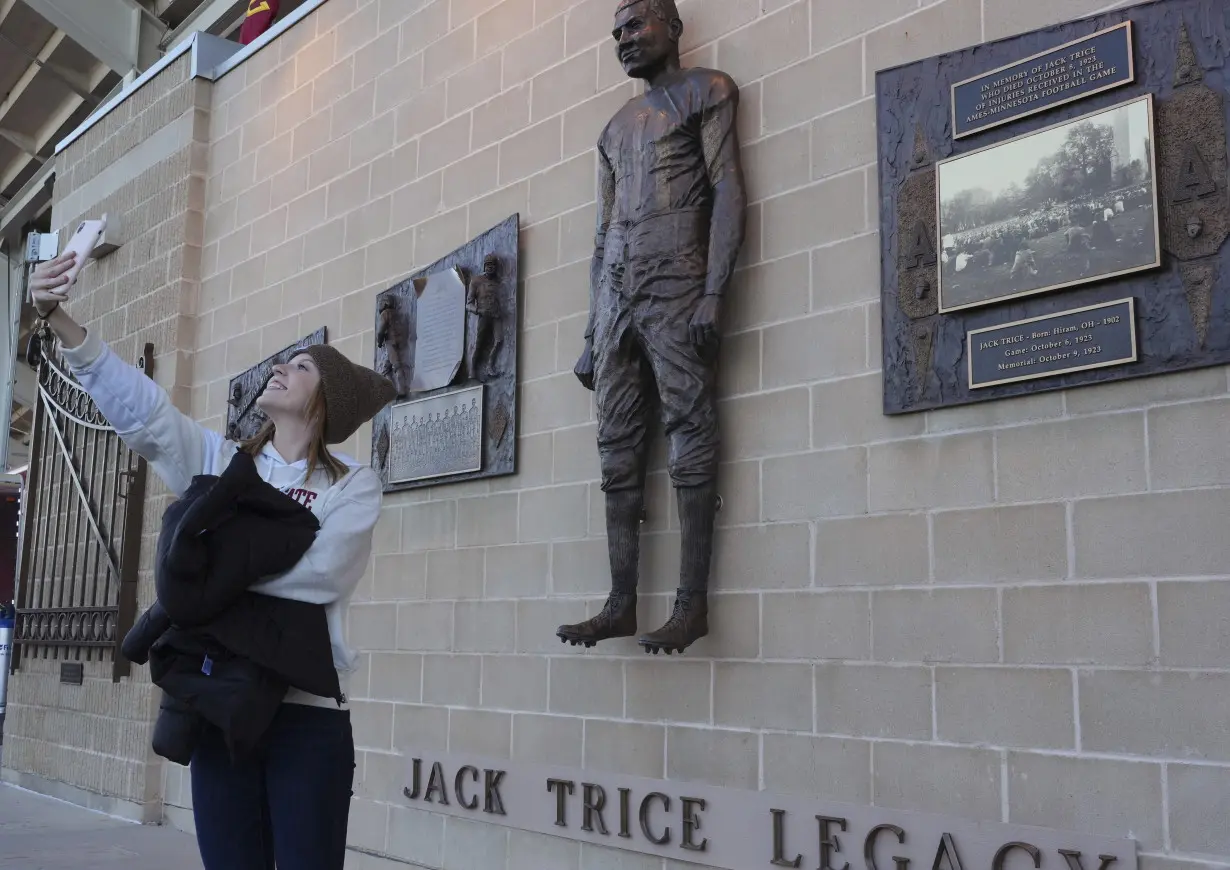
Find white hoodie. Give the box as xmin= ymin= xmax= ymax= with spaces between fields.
xmin=60 ymin=330 xmax=382 ymax=708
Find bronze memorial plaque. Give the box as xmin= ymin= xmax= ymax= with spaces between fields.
xmin=385 ymin=385 xmax=483 ymax=484
xmin=878 ymin=0 xmax=1230 ymax=414
xmin=951 ymin=21 xmax=1135 ymax=139
xmin=968 ymin=298 xmax=1138 ymax=388
xmin=405 ymin=267 xmax=467 ymax=393
xmin=370 ymin=214 xmax=519 ymax=492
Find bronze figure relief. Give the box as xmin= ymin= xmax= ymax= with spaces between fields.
xmin=467 ymin=254 xmax=505 ymax=383
xmin=226 ymin=328 xmax=328 ymax=442
xmin=556 ymin=0 xmax=747 ymax=655
xmin=369 ymin=215 xmax=520 ymax=492
xmin=376 ymin=295 xmax=411 ymax=399
xmin=879 ymin=0 xmax=1230 ymax=414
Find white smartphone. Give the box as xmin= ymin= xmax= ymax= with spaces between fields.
xmin=60 ymin=218 xmax=106 ymax=285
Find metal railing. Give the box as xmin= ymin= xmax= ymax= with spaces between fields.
xmin=11 ymin=328 xmax=152 ymax=681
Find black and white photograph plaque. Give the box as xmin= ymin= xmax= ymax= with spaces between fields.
xmin=370 ymin=214 xmax=519 ymax=492
xmin=877 ymin=0 xmax=1230 ymax=415
xmin=938 ymin=95 xmax=1161 ymax=313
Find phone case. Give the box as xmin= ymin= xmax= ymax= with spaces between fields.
xmin=61 ymin=219 xmax=105 ymax=285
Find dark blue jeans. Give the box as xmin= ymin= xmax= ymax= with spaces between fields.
xmin=190 ymin=703 xmax=354 ymax=870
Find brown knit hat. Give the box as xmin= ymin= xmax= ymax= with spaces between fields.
xmin=301 ymin=344 xmax=396 ymax=444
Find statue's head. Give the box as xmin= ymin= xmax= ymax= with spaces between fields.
xmin=379 ymin=296 xmax=396 ymax=312
xmin=613 ymin=0 xmax=682 ymax=81
xmin=482 ymin=254 xmax=500 ymax=276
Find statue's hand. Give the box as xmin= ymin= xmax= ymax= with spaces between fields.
xmin=689 ymin=295 xmax=722 ymax=348
xmin=574 ymin=337 xmax=596 ymax=392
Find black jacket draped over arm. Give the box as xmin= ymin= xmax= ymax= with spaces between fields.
xmin=121 ymin=451 xmax=343 ymax=763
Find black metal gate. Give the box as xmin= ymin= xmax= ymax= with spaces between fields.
xmin=11 ymin=328 xmax=153 ymax=681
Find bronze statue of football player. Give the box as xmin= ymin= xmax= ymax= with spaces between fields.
xmin=556 ymin=0 xmax=746 ymax=655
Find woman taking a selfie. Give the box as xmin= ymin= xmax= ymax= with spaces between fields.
xmin=29 ymin=251 xmax=395 ymax=870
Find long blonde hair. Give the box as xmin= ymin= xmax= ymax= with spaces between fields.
xmin=239 ymin=381 xmax=349 ymax=485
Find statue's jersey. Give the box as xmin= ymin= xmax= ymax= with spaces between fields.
xmin=595 ymin=67 xmax=741 ymax=285
xmin=588 ymin=66 xmax=744 ymax=492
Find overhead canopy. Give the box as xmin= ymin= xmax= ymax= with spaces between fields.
xmin=0 ymin=0 xmax=312 ymax=470
xmin=0 ymin=0 xmax=206 ymax=468
xmin=20 ymin=0 xmax=145 ymax=75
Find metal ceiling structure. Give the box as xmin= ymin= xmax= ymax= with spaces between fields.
xmin=0 ymin=0 xmax=268 ymax=467
xmin=0 ymin=0 xmax=260 ymax=218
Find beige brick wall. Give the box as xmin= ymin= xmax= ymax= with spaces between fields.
xmin=90 ymin=0 xmax=1230 ymax=868
xmin=3 ymin=53 xmax=208 ymax=817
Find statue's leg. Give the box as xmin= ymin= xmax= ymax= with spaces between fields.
xmin=466 ymin=316 xmax=480 ymax=381
xmin=487 ymin=318 xmax=504 ymax=378
xmin=634 ymin=296 xmax=719 ymax=654
xmin=389 ymin=351 xmax=406 ymax=397
xmin=556 ymin=312 xmax=648 ymax=648
xmin=676 ymin=483 xmax=719 ymax=592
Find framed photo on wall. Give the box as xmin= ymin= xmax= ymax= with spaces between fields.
xmin=937 ymin=94 xmax=1161 ymax=313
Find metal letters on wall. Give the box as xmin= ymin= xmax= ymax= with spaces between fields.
xmin=398 ymin=749 xmax=1138 ymax=870
xmin=877 ymin=0 xmax=1230 ymax=414
xmin=225 ymin=328 xmax=328 ymax=442
xmin=370 ymin=214 xmax=519 ymax=492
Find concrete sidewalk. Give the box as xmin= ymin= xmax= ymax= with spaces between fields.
xmin=0 ymin=784 xmax=202 ymax=869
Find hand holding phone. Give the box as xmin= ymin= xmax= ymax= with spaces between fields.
xmin=30 ymin=254 xmax=76 ymax=318
xmin=60 ymin=218 xmax=106 ymax=286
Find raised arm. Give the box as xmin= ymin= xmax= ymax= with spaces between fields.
xmin=31 ymin=254 xmax=222 ymax=496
